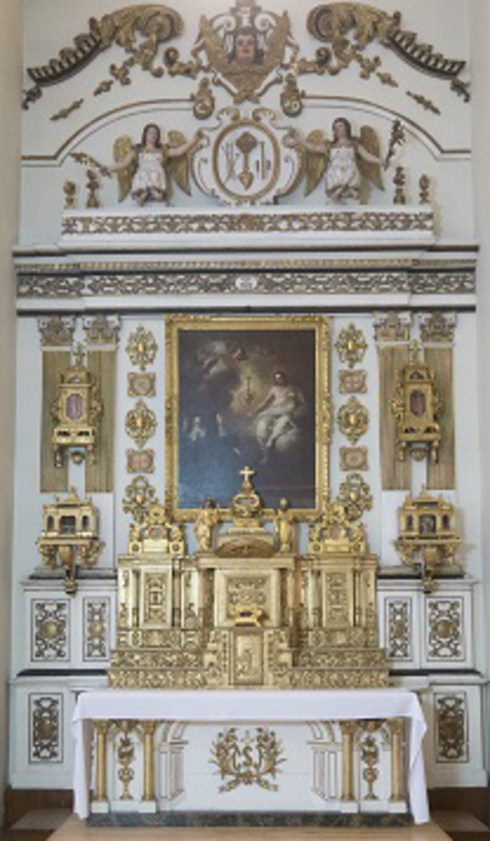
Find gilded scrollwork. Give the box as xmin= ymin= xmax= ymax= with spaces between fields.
xmin=125 ymin=400 xmax=157 ymax=449
xmin=336 ymin=473 xmax=372 ymax=522
xmin=387 ymin=600 xmax=411 ymax=661
xmin=336 ymin=324 xmax=367 ymax=368
xmin=38 ymin=315 xmax=76 ymax=348
xmin=23 ymin=5 xmax=183 ymax=109
xmin=128 ymin=373 xmax=156 ymax=398
xmin=122 ymin=476 xmax=158 ymax=524
xmin=126 ymin=326 xmax=158 ymax=371
xmin=435 ymin=693 xmax=468 ymax=763
xmin=83 ymin=599 xmax=110 ymax=661
xmin=339 ymin=370 xmax=367 ymax=394
xmin=126 ymin=449 xmax=155 ymax=474
xmin=32 ymin=601 xmax=69 ymax=662
xmin=30 ymin=695 xmax=62 ymax=763
xmin=340 ymin=447 xmax=368 ymax=472
xmin=305 ymin=4 xmax=469 ymax=101
xmin=337 ymin=397 xmax=369 ymax=444
xmin=83 ymin=315 xmax=121 ymax=347
xmin=427 ymin=598 xmax=463 ymax=661
xmin=210 ymin=727 xmax=285 ymax=792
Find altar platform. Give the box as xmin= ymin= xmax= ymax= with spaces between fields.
xmin=72 ymin=688 xmax=429 ymax=825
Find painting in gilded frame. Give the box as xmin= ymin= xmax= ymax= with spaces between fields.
xmin=165 ymin=315 xmax=330 ymax=518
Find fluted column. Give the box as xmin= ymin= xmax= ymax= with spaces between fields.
xmin=340 ymin=720 xmax=357 ymax=802
xmin=141 ymin=721 xmax=159 ymax=803
xmin=93 ymin=720 xmax=111 ymax=803
xmin=389 ymin=718 xmax=405 ymax=802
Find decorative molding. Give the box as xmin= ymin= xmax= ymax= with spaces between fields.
xmin=61 ymin=209 xmax=435 ymax=238
xmin=386 ymin=599 xmax=411 ymax=661
xmin=23 ymin=5 xmax=183 ymax=109
xmin=419 ymin=312 xmax=457 ymax=344
xmin=339 ymin=370 xmax=367 ymax=394
xmin=128 ymin=373 xmax=156 ymax=398
xmin=125 ymin=400 xmax=157 ymax=448
xmin=210 ymin=727 xmax=285 ymax=792
xmin=340 ymin=447 xmax=368 ymax=472
xmin=123 ymin=476 xmax=158 ymax=523
xmin=29 ymin=695 xmax=63 ymax=763
xmin=126 ymin=449 xmax=155 ymax=474
xmin=337 ymin=397 xmax=369 ymax=444
xmin=126 ymin=327 xmax=158 ymax=372
xmin=435 ymin=693 xmax=468 ymax=763
xmin=38 ymin=316 xmax=76 ymax=347
xmin=83 ymin=598 xmax=110 ymax=661
xmin=336 ymin=325 xmax=367 ymax=369
xmin=306 ymin=4 xmax=469 ymax=100
xmin=32 ymin=600 xmax=69 ymax=662
xmin=83 ymin=315 xmax=121 ymax=346
xmin=20 ymin=268 xmax=475 ymax=300
xmin=336 ymin=473 xmax=372 ymax=521
xmin=426 ymin=598 xmax=464 ymax=661
xmin=374 ymin=313 xmax=412 ymax=344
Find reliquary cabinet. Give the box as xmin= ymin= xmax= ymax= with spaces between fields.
xmin=110 ymin=472 xmax=389 ymax=689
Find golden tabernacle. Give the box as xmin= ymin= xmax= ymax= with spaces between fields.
xmin=109 ymin=469 xmax=389 ymax=689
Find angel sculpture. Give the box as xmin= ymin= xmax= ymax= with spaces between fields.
xmin=104 ymin=123 xmax=202 ymax=206
xmin=288 ymin=117 xmax=385 ymax=203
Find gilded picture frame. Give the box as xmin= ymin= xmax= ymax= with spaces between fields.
xmin=165 ymin=314 xmax=331 ymax=519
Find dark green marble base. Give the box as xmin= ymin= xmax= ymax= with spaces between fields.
xmin=88 ymin=811 xmax=413 ymax=828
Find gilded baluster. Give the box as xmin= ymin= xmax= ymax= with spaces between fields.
xmin=340 ymin=720 xmax=357 ymax=802
xmin=389 ymin=718 xmax=405 ymax=802
xmin=141 ymin=721 xmax=159 ymax=803
xmin=93 ymin=720 xmax=111 ymax=803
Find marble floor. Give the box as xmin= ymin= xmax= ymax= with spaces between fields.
xmin=49 ymin=815 xmax=452 ymax=841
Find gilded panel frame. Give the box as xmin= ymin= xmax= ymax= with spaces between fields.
xmin=165 ymin=314 xmax=330 ymax=520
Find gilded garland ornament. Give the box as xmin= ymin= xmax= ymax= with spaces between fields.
xmin=336 ymin=325 xmax=367 ymax=368
xmin=210 ymin=727 xmax=285 ymax=792
xmin=126 ymin=326 xmax=158 ymax=371
xmin=23 ymin=5 xmax=184 ymax=110
xmin=336 ymin=473 xmax=373 ymax=522
xmin=305 ymin=3 xmax=469 ymax=101
xmin=123 ymin=476 xmax=158 ymax=524
xmin=125 ymin=399 xmax=157 ymax=448
xmin=337 ymin=397 xmax=369 ymax=444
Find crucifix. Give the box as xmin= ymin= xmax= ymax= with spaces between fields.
xmin=240 ymin=465 xmax=256 ymax=489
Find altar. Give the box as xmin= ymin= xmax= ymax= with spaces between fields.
xmin=72 ymin=688 xmax=429 ymax=824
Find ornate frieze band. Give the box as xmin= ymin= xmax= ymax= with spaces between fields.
xmin=17 ymin=268 xmax=476 ymax=300
xmin=61 ymin=209 xmax=434 ymax=237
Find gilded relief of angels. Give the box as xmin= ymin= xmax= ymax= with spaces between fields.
xmin=103 ymin=123 xmax=202 ymax=206
xmin=287 ymin=117 xmax=386 ymax=203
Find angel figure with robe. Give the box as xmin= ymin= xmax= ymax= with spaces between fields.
xmin=288 ymin=117 xmax=385 ymax=203
xmin=105 ymin=123 xmax=202 ymax=206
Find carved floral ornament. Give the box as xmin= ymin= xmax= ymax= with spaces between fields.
xmin=23 ymin=1 xmax=469 ymax=118
xmin=337 ymin=397 xmax=369 ymax=444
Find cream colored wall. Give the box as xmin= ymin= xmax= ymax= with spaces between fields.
xmin=0 ymin=0 xmax=22 ymax=816
xmin=471 ymin=0 xmax=490 ymax=774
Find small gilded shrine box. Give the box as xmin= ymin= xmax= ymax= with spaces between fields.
xmin=37 ymin=489 xmax=103 ymax=593
xmin=51 ymin=345 xmax=103 ymax=467
xmin=391 ymin=341 xmax=442 ymax=464
xmin=395 ymin=488 xmax=461 ymax=590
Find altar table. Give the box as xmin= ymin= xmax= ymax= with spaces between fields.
xmin=72 ymin=688 xmax=429 ymax=824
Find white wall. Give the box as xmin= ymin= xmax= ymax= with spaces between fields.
xmin=0 ymin=0 xmax=23 ymax=819
xmin=470 ymin=0 xmax=490 ymax=774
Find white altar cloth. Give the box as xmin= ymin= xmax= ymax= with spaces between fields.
xmin=72 ymin=688 xmax=429 ymax=824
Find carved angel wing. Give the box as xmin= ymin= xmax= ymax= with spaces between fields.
xmin=305 ymin=130 xmax=330 ymax=196
xmin=357 ymin=125 xmax=384 ymax=191
xmin=262 ymin=12 xmax=291 ymax=73
xmin=198 ymin=16 xmax=229 ymax=72
xmin=113 ymin=135 xmax=136 ymax=202
xmin=166 ymin=130 xmax=192 ymax=196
